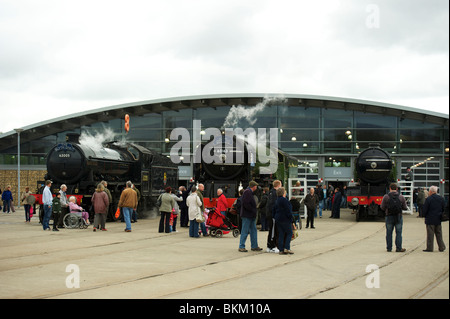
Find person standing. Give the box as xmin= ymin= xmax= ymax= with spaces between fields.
xmin=158 ymin=187 xmax=175 ymax=233
xmin=258 ymin=187 xmax=269 ymax=231
xmin=239 ymin=181 xmax=262 ymax=252
xmin=42 ymin=180 xmax=53 ymax=231
xmin=266 ymin=180 xmax=282 ymax=253
xmin=196 ymin=184 xmax=208 ymax=236
xmin=178 ymin=186 xmax=189 ymax=227
xmin=322 ymin=185 xmax=327 ymax=211
xmin=417 ymin=188 xmax=426 ymax=218
xmin=92 ymin=183 xmax=110 ymax=231
xmin=381 ymin=183 xmax=408 ymax=252
xmin=170 ymin=191 xmax=183 ymax=232
xmin=21 ymin=187 xmax=33 ymax=222
xmin=331 ymin=187 xmax=342 ymax=219
xmin=52 ymin=192 xmax=62 ymax=231
xmin=273 ymin=187 xmax=294 ymax=254
xmin=58 ymin=184 xmax=69 ymax=228
xmin=304 ymin=187 xmax=319 ymax=228
xmin=2 ymin=185 xmax=13 ymax=213
xmin=118 ymin=181 xmax=137 ymax=232
xmin=101 ymin=181 xmax=112 ymax=220
xmin=187 ymin=186 xmax=202 ymax=238
xmin=404 ymin=167 xmax=413 ymax=182
xmin=316 ymin=184 xmax=324 ymax=218
xmin=422 ymin=186 xmax=446 ymax=252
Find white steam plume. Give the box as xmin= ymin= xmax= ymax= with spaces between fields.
xmin=222 ymin=95 xmax=287 ymax=128
xmin=79 ymin=127 xmax=117 ymax=151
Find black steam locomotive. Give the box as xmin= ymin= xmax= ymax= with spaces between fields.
xmin=347 ymin=143 xmax=394 ymax=221
xmin=44 ymin=133 xmax=178 ymax=219
xmin=194 ymin=135 xmax=298 ymax=207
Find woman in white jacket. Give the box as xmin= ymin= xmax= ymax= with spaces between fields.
xmin=186 ymin=186 xmax=202 ymax=238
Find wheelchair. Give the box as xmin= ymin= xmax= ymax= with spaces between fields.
xmin=63 ymin=212 xmax=89 ymax=229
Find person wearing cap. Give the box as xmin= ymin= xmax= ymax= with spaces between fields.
xmin=238 ymin=181 xmax=263 ymax=252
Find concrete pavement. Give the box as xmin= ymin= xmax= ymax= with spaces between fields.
xmin=0 ymin=207 xmax=448 ymax=300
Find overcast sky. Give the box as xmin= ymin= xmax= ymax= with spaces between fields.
xmin=0 ymin=0 xmax=448 ymax=134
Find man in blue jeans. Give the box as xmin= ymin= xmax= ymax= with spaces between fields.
xmin=239 ymin=181 xmax=263 ymax=252
xmin=381 ymin=183 xmax=407 ymax=252
xmin=118 ymin=181 xmax=138 ymax=232
xmin=42 ymin=180 xmax=53 ymax=231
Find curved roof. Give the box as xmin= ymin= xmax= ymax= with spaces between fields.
xmin=0 ymin=93 xmax=448 ymax=151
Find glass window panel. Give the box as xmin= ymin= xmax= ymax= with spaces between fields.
xmin=399 ymin=142 xmax=441 ymax=154
xmin=355 ymin=112 xmax=397 ymax=129
xmin=399 ymin=128 xmax=442 ymax=142
xmin=355 ymin=129 xmax=396 ymax=141
xmin=279 ymin=106 xmax=320 ymax=129
xmin=164 ymin=109 xmax=193 ymax=129
xmin=31 ymin=135 xmax=57 ymax=154
xmin=127 ymin=129 xmax=162 ymax=141
xmin=399 ymin=118 xmax=443 ymax=129
xmin=281 ymin=129 xmax=319 ymax=143
xmin=132 ymin=113 xmax=161 ymax=129
xmin=280 ymin=141 xmax=319 ymax=154
xmin=323 ymin=109 xmax=352 ymax=128
xmin=194 ymin=106 xmax=231 ymax=129
xmin=324 ymin=142 xmax=351 ymax=153
xmin=324 ymin=129 xmax=353 ymax=142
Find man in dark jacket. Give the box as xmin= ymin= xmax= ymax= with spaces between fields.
xmin=381 ymin=183 xmax=408 ymax=252
xmin=273 ymin=187 xmax=294 ymax=254
xmin=238 ymin=181 xmax=262 ymax=252
xmin=258 ymin=187 xmax=269 ymax=231
xmin=422 ymin=186 xmax=446 ymax=252
xmin=266 ymin=180 xmax=282 ymax=253
xmin=304 ymin=187 xmax=319 ymax=228
xmin=331 ymin=188 xmax=342 ymax=219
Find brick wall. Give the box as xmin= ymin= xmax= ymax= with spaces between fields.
xmin=0 ymin=169 xmax=47 ymax=206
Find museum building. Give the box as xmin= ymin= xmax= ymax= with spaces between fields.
xmin=0 ymin=94 xmax=448 ymax=204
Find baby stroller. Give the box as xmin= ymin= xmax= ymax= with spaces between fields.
xmin=206 ymin=207 xmax=240 ymax=238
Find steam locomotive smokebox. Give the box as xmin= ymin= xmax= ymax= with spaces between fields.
xmin=356 ymin=144 xmax=392 ymax=184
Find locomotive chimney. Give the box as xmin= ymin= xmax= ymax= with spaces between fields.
xmin=66 ymin=133 xmax=80 ymax=143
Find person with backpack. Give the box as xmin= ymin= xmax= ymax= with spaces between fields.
xmin=381 ymin=183 xmax=408 ymax=252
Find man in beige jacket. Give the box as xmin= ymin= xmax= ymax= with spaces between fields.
xmin=118 ymin=181 xmax=137 ymax=232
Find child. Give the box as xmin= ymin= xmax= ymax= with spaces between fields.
xmin=52 ymin=193 xmax=62 ymax=231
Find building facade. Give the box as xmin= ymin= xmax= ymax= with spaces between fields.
xmin=0 ymin=94 xmax=448 ymax=204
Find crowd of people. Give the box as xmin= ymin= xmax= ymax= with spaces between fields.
xmin=1 ymin=178 xmax=447 ymax=254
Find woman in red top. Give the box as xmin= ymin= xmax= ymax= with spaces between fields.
xmin=216 ymin=189 xmax=228 ymax=217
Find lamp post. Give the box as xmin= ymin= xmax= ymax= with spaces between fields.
xmin=14 ymin=128 xmax=24 ymax=209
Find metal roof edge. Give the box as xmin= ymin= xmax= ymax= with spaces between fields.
xmin=1 ymin=93 xmax=448 ymax=140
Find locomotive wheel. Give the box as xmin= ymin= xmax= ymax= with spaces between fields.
xmin=216 ymin=230 xmax=223 ymax=238
xmin=232 ymin=229 xmax=240 ymax=237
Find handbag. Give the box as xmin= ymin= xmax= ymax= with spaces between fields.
xmin=115 ymin=207 xmax=121 ymax=219
xmin=291 ymin=223 xmax=299 ymax=240
xmin=195 ymin=210 xmax=205 ymax=223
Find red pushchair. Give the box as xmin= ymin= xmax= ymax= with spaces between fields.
xmin=206 ymin=208 xmax=240 ymax=238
